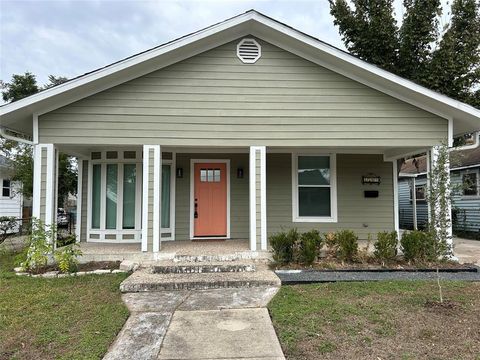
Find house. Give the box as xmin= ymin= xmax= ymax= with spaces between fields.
xmin=0 ymin=155 xmax=23 ymax=230
xmin=399 ymin=142 xmax=480 ymax=237
xmin=1 ymin=10 xmax=479 ymax=256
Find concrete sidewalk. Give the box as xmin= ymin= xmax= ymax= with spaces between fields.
xmin=103 ymin=287 xmax=284 ymax=360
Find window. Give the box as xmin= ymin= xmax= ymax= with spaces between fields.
xmin=293 ymin=154 xmax=337 ymax=222
xmin=410 ymin=185 xmax=426 ymax=201
xmin=463 ymin=172 xmax=478 ymax=196
xmin=200 ymin=168 xmax=221 ymax=182
xmin=2 ymin=179 xmax=11 ymax=197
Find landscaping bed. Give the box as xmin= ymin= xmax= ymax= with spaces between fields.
xmin=268 ymin=281 xmax=480 ymax=360
xmin=18 ymin=260 xmax=122 ymax=275
xmin=0 ymin=250 xmax=129 ymax=360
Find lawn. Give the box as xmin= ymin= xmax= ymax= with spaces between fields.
xmin=269 ymin=281 xmax=480 ymax=360
xmin=0 ymin=250 xmax=129 ymax=360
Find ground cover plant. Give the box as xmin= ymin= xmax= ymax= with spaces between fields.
xmin=269 ymin=281 xmax=480 ymax=360
xmin=0 ymin=250 xmax=129 ymax=360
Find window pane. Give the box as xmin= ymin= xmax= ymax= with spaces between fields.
xmin=214 ymin=169 xmax=221 ymax=182
xmin=298 ymin=156 xmax=330 ymax=185
xmin=91 ymin=164 xmax=101 ymax=229
xmin=162 ymin=165 xmax=171 ymax=228
xmin=200 ymin=169 xmax=207 ymax=182
xmin=123 ymin=151 xmax=136 ymax=159
xmin=123 ymin=164 xmax=136 ymax=229
xmin=106 ymin=151 xmax=118 ymax=159
xmin=299 ymin=187 xmax=331 ymax=217
xmin=415 ymin=185 xmax=426 ymax=201
xmin=207 ymin=169 xmax=214 ymax=182
xmin=106 ymin=164 xmax=118 ymax=229
xmin=91 ymin=152 xmax=101 ymax=160
xmin=463 ymin=173 xmax=477 ymax=196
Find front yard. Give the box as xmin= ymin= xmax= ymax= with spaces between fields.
xmin=0 ymin=251 xmax=129 ymax=360
xmin=269 ymin=281 xmax=480 ymax=360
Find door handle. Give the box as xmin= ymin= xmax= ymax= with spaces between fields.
xmin=194 ymin=199 xmax=198 ymax=218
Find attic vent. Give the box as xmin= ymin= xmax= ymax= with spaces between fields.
xmin=237 ymin=38 xmax=261 ymax=64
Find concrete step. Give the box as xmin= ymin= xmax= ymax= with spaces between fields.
xmin=148 ymin=261 xmax=256 ymax=274
xmin=172 ymin=251 xmax=267 ymax=263
xmin=120 ymin=267 xmax=280 ymax=292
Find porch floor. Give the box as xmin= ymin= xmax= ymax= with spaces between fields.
xmin=77 ymin=239 xmax=264 ymax=263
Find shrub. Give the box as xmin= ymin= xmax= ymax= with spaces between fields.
xmin=374 ymin=231 xmax=398 ymax=263
xmin=297 ymin=229 xmax=323 ymax=265
xmin=57 ymin=234 xmax=76 ymax=247
xmin=400 ymin=230 xmax=437 ymax=262
xmin=269 ymin=228 xmax=299 ymax=264
xmin=324 ymin=232 xmax=337 ymax=255
xmin=18 ymin=218 xmax=55 ymax=273
xmin=335 ymin=230 xmax=358 ymax=262
xmin=54 ymin=243 xmax=83 ymax=273
xmin=0 ymin=216 xmax=17 ymax=244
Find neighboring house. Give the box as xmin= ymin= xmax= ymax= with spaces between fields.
xmin=399 ymin=144 xmax=480 ymax=236
xmin=0 ymin=155 xmax=22 ymax=228
xmin=1 ymin=11 xmax=480 ymax=255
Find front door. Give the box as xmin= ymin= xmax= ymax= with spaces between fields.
xmin=193 ymin=162 xmax=227 ymax=237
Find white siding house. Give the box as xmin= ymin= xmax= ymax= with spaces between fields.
xmin=0 ymin=155 xmax=23 ymax=222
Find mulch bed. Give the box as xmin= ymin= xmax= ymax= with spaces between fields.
xmin=28 ymin=261 xmax=121 ymax=274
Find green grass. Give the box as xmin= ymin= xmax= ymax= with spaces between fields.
xmin=0 ymin=250 xmax=129 ymax=360
xmin=268 ymin=281 xmax=480 ymax=360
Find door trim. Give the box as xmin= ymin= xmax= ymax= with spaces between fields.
xmin=189 ymin=159 xmax=230 ymax=240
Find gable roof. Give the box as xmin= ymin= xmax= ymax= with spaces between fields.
xmin=1 ymin=9 xmax=480 ymax=138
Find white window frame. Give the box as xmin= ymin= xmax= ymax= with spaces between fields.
xmin=462 ymin=169 xmax=479 ymax=198
xmin=292 ymin=153 xmax=337 ymax=223
xmin=87 ymin=150 xmax=143 ymax=243
xmin=2 ymin=178 xmax=11 ymax=198
xmin=160 ymin=154 xmax=176 ymax=241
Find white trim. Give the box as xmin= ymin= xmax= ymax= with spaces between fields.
xmin=412 ymin=177 xmax=418 ymax=230
xmin=75 ymin=158 xmax=83 ymax=242
xmin=32 ymin=144 xmax=42 ymax=219
xmin=453 ymin=132 xmax=480 ymax=151
xmin=189 ymin=159 xmax=230 ymax=240
xmin=392 ymin=160 xmax=399 ymax=234
xmin=45 ymin=144 xmax=55 ymax=228
xmin=460 ymin=169 xmax=480 ymax=198
xmin=448 ymin=118 xmax=454 ymax=148
xmin=249 ymin=148 xmax=257 ymax=251
xmin=153 ymin=146 xmax=161 ymax=252
xmin=292 ymin=153 xmax=338 ymax=223
xmin=32 ymin=114 xmax=38 ymax=144
xmin=142 ymin=146 xmax=150 ymax=252
xmin=260 ymin=146 xmax=267 ymax=250
xmin=159 ymin=154 xmax=176 ymax=241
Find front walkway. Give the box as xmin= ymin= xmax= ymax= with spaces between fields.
xmin=103 ymin=287 xmax=284 ymax=360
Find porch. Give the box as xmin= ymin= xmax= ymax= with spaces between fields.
xmin=31 ymin=144 xmax=448 ymax=255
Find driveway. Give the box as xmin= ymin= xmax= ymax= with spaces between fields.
xmin=454 ymin=237 xmax=480 ymax=265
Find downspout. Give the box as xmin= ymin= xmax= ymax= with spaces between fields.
xmin=0 ymin=126 xmax=34 ymax=145
xmin=449 ymin=131 xmax=480 ymax=151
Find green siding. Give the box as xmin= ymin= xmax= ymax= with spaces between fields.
xmin=38 ymin=38 xmax=447 ymax=146
xmin=174 ymin=154 xmax=249 ymax=240
xmin=267 ymin=153 xmax=394 ymax=239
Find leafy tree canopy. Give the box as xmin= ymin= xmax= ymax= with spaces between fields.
xmin=329 ymin=0 xmax=480 ymax=109
xmin=1 ymin=73 xmax=77 ymax=206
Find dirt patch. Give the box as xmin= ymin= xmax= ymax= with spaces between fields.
xmin=269 ymin=281 xmax=480 ymax=360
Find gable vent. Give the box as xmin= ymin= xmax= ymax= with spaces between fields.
xmin=237 ymin=38 xmax=261 ymax=64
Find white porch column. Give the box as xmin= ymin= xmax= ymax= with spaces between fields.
xmin=428 ymin=145 xmax=454 ymax=256
xmin=32 ymin=143 xmax=58 ymax=245
xmin=142 ymin=145 xmax=161 ymax=253
xmin=249 ymin=146 xmax=267 ymax=251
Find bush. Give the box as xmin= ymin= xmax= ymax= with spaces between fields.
xmin=335 ymin=230 xmax=358 ymax=262
xmin=297 ymin=230 xmax=323 ymax=265
xmin=269 ymin=228 xmax=299 ymax=264
xmin=17 ymin=218 xmax=55 ymax=273
xmin=400 ymin=230 xmax=437 ymax=262
xmin=324 ymin=232 xmax=337 ymax=255
xmin=57 ymin=234 xmax=76 ymax=247
xmin=54 ymin=243 xmax=83 ymax=273
xmin=374 ymin=231 xmax=398 ymax=263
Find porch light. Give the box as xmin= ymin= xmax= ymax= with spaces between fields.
xmin=176 ymin=167 xmax=183 ymax=178
xmin=237 ymin=168 xmax=244 ymax=179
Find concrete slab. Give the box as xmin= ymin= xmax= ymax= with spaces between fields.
xmin=103 ymin=312 xmax=171 ymax=360
xmin=178 ymin=287 xmax=280 ymax=311
xmin=454 ymin=238 xmax=480 ymax=265
xmin=157 ymin=308 xmax=285 ymax=360
xmin=122 ymin=291 xmax=190 ymax=313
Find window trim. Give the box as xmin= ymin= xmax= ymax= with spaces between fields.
xmin=291 ymin=153 xmax=337 ymax=223
xmin=2 ymin=179 xmax=12 ymax=198
xmin=462 ymin=170 xmax=479 ymax=197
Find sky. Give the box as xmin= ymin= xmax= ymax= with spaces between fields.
xmin=0 ymin=0 xmax=452 ymax=87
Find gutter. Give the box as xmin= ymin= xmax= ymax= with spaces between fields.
xmin=0 ymin=126 xmax=34 ymax=145
xmin=451 ymin=131 xmax=480 ymax=151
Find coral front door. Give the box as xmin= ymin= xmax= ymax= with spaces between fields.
xmin=193 ymin=162 xmax=227 ymax=237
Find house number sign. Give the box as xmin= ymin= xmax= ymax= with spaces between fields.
xmin=362 ymin=174 xmax=381 ymax=185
